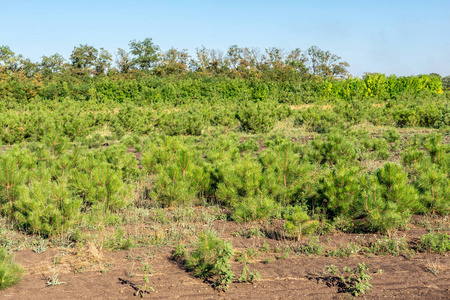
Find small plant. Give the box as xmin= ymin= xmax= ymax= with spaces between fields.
xmin=362 ymin=236 xmax=408 ymax=256
xmin=238 ymin=265 xmax=260 ymax=283
xmin=283 ymin=206 xmax=319 ymax=240
xmin=141 ymin=262 xmax=153 ymax=273
xmin=384 ymin=128 xmax=401 ymax=143
xmin=45 ymin=269 xmax=65 ymax=286
xmin=260 ymin=241 xmax=271 ymax=253
xmin=232 ymin=195 xmax=279 ymax=223
xmin=0 ymin=247 xmax=25 ymax=290
xmin=173 ymin=230 xmax=235 ymax=291
xmin=326 ymin=243 xmax=361 ymax=257
xmin=420 ymin=232 xmax=450 ymax=254
xmin=317 ymin=263 xmax=372 ymax=297
xmin=296 ymin=236 xmax=323 ymax=256
xmin=32 ymin=239 xmax=48 ymax=253
xmin=212 ymin=268 xmax=235 ymax=292
xmin=233 ymin=227 xmax=265 ymax=239
xmin=263 ymin=256 xmax=274 ymax=264
xmin=103 ymin=228 xmax=133 ymax=251
xmin=425 ymin=259 xmax=442 ymax=276
xmin=279 ymin=248 xmax=290 ymax=259
xmin=135 ymin=264 xmax=155 ymax=298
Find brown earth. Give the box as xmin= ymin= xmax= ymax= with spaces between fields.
xmin=1 ymin=220 xmax=449 ymax=300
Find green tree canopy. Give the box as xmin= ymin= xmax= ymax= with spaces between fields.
xmin=129 ymin=38 xmax=160 ymax=70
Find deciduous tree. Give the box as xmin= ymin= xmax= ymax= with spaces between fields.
xmin=129 ymin=38 xmax=160 ymax=70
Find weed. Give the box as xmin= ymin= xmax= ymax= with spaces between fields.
xmin=263 ymin=256 xmax=275 ymax=264
xmin=103 ymin=228 xmax=133 ymax=251
xmin=141 ymin=262 xmax=153 ymax=273
xmin=233 ymin=227 xmax=265 ymax=239
xmin=260 ymin=241 xmax=271 ymax=252
xmin=32 ymin=239 xmax=48 ymax=253
xmin=45 ymin=270 xmax=65 ymax=286
xmin=295 ymin=236 xmax=323 ymax=256
xmin=314 ymin=263 xmax=372 ymax=297
xmin=134 ymin=260 xmax=155 ymax=298
xmin=238 ymin=265 xmax=260 ymax=283
xmin=420 ymin=232 xmax=450 ymax=254
xmin=279 ymin=248 xmax=290 ymax=259
xmin=326 ymin=243 xmax=361 ymax=257
xmin=362 ymin=236 xmax=408 ymax=256
xmin=425 ymin=258 xmax=443 ymax=276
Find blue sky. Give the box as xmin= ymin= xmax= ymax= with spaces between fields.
xmin=1 ymin=0 xmax=449 ymax=77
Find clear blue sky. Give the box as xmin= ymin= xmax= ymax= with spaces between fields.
xmin=1 ymin=0 xmax=449 ymax=77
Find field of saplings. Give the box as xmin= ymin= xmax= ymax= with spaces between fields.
xmin=1 ymin=69 xmax=450 ymax=298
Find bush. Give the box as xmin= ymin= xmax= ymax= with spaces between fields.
xmin=321 ymin=165 xmax=361 ymax=218
xmin=71 ymin=161 xmax=132 ymax=212
xmin=282 ymin=206 xmax=319 ymax=240
xmin=294 ymin=107 xmax=345 ymax=133
xmin=0 ymin=247 xmax=25 ymax=290
xmin=232 ymin=195 xmax=279 ymax=222
xmin=215 ymin=154 xmax=263 ymax=206
xmin=259 ymin=143 xmax=316 ymax=205
xmin=175 ymin=230 xmax=235 ymax=291
xmin=306 ymin=132 xmax=358 ymax=165
xmin=0 ymin=154 xmax=25 ymax=211
xmin=236 ymin=101 xmax=290 ymax=133
xmin=156 ymin=109 xmax=204 ymax=136
xmin=14 ymin=180 xmax=82 ymax=237
xmin=322 ymin=263 xmax=372 ymax=297
xmin=150 ymin=148 xmax=210 ymax=207
xmin=358 ymin=163 xmax=421 ymax=233
xmin=420 ymin=232 xmax=450 ymax=254
xmin=415 ymin=163 xmax=450 ymax=215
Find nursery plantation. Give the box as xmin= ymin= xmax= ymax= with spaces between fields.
xmin=0 ymin=41 xmax=450 ymax=298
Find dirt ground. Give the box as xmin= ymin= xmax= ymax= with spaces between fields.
xmin=1 ymin=220 xmax=449 ymax=300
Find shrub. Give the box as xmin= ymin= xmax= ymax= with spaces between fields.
xmin=362 ymin=237 xmax=408 ymax=256
xmin=358 ymin=164 xmax=421 ymax=233
xmin=175 ymin=230 xmax=235 ymax=291
xmin=13 ymin=180 xmax=82 ymax=237
xmin=294 ymin=107 xmax=344 ymax=133
xmin=150 ymin=148 xmax=210 ymax=207
xmin=375 ymin=163 xmax=421 ymax=212
xmin=420 ymin=232 xmax=450 ymax=254
xmin=215 ymin=154 xmax=263 ymax=206
xmin=232 ymin=195 xmax=279 ymax=222
xmin=0 ymin=154 xmax=25 ymax=211
xmin=424 ymin=133 xmax=448 ymax=164
xmin=236 ymin=101 xmax=289 ymax=133
xmin=71 ymin=161 xmax=132 ymax=212
xmin=321 ymin=165 xmax=361 ymax=218
xmin=415 ymin=164 xmax=450 ymax=215
xmin=306 ymin=133 xmax=358 ymax=165
xmin=402 ymin=148 xmax=425 ymax=167
xmin=282 ymin=206 xmax=319 ymax=240
xmin=322 ymin=263 xmax=372 ymax=297
xmin=156 ymin=109 xmax=204 ymax=136
xmin=0 ymin=247 xmax=25 ymax=290
xmin=259 ymin=143 xmax=316 ymax=205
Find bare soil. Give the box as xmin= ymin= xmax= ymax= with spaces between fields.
xmin=1 ymin=220 xmax=449 ymax=300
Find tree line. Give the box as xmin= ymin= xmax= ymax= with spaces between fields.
xmin=0 ymin=38 xmax=351 ymax=80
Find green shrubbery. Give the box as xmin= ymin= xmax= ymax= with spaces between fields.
xmin=0 ymin=63 xmax=449 ymax=242
xmin=420 ymin=232 xmax=450 ymax=254
xmin=173 ymin=230 xmax=234 ymax=291
xmin=0 ymin=247 xmax=24 ymax=290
